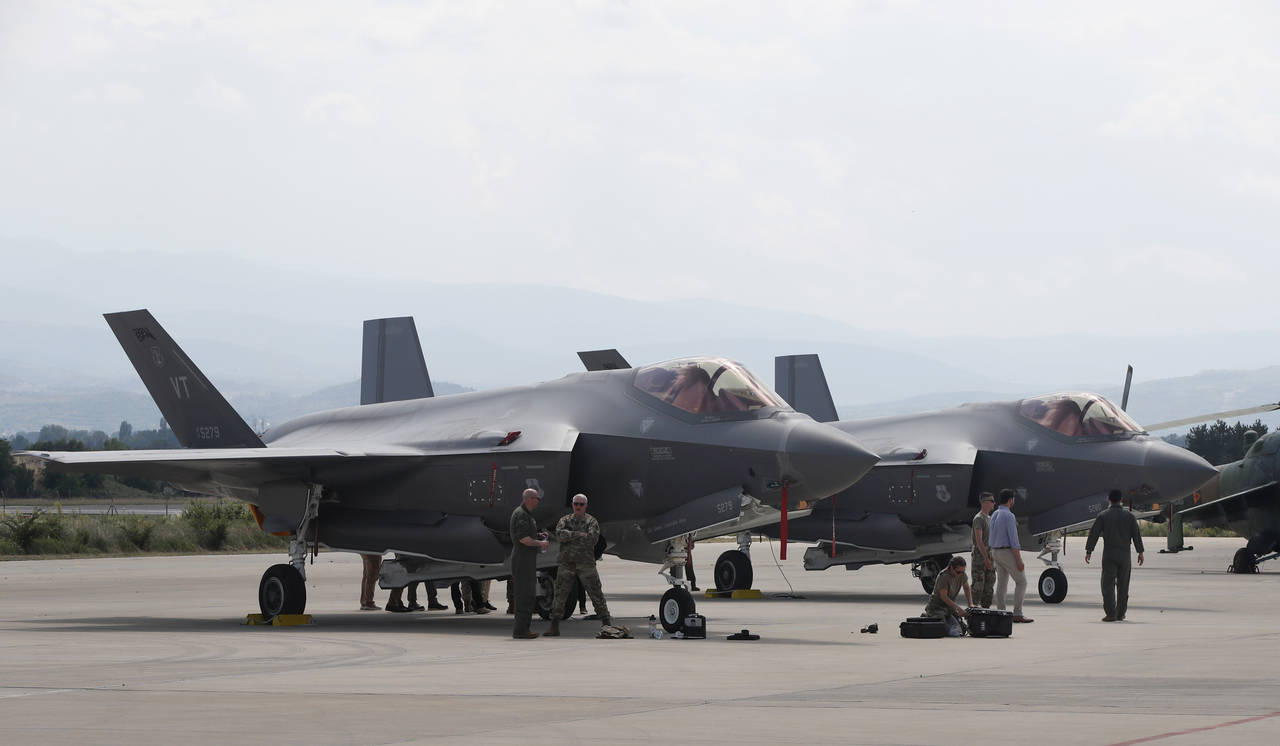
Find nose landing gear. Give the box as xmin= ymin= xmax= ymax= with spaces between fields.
xmin=657 ymin=534 xmax=697 ymax=632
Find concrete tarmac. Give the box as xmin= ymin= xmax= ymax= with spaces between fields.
xmin=1 ymin=537 xmax=1277 ymax=745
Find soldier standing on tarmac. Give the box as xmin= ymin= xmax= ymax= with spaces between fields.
xmin=970 ymin=492 xmax=996 ymax=608
xmin=545 ymin=494 xmax=611 ymax=636
xmin=509 ymin=488 xmax=549 ymax=639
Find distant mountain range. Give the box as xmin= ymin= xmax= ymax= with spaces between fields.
xmin=4 ymin=237 xmax=1280 ymax=436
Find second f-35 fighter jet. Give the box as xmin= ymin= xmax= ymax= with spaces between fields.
xmin=26 ymin=312 xmax=878 ymax=631
xmin=754 ymin=354 xmax=1218 ymax=603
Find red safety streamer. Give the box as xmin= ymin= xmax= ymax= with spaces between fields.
xmin=488 ymin=463 xmax=497 ymax=508
xmin=780 ymin=482 xmax=789 ymax=560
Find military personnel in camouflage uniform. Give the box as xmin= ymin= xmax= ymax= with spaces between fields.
xmin=1085 ymin=489 xmax=1145 ymax=622
xmin=509 ymin=487 xmax=549 ymax=639
xmin=544 ymin=494 xmax=611 ymax=636
xmin=970 ymin=492 xmax=996 ymax=608
xmin=922 ymin=555 xmax=972 ymax=636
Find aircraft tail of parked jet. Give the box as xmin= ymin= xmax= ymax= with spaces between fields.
xmin=774 ymin=354 xmax=839 ymax=423
xmin=103 ymin=310 xmax=264 ymax=448
xmin=577 ymin=349 xmax=631 ymax=371
xmin=361 ymin=316 xmax=433 ymax=404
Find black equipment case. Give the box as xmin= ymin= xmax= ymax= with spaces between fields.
xmin=965 ymin=608 xmax=1013 ymax=637
xmin=682 ymin=613 xmax=707 ymax=639
xmin=899 ymin=616 xmax=947 ymax=639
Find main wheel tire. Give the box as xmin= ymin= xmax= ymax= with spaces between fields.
xmin=534 ymin=570 xmax=579 ymax=620
xmin=917 ymin=555 xmax=950 ymax=595
xmin=659 ymin=587 xmax=696 ymax=633
xmin=714 ymin=550 xmax=753 ymax=591
xmin=259 ymin=564 xmax=306 ymax=621
xmin=1038 ymin=567 xmax=1068 ymax=604
xmin=1230 ymin=547 xmax=1259 ymax=574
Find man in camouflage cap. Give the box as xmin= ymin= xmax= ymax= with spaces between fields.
xmin=970 ymin=492 xmax=996 ymax=608
xmin=544 ymin=493 xmax=611 ymax=636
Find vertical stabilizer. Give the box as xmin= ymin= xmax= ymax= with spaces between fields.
xmin=361 ymin=317 xmax=434 ymax=404
xmin=577 ymin=349 xmax=631 ymax=371
xmin=774 ymin=354 xmax=839 ymax=423
xmin=103 ymin=310 xmax=264 ymax=448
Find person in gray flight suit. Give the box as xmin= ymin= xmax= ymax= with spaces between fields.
xmin=509 ymin=487 xmax=549 ymax=639
xmin=1085 ymin=489 xmax=1145 ymax=622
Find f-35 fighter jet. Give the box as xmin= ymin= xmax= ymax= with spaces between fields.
xmin=25 ymin=312 xmax=878 ymax=631
xmin=754 ymin=354 xmax=1218 ymax=603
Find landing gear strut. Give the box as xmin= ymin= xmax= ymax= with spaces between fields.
xmin=714 ymin=532 xmax=754 ymax=591
xmin=657 ymin=534 xmax=697 ymax=632
xmin=1035 ymin=531 xmax=1069 ymax=604
xmin=257 ymin=484 xmax=318 ymax=621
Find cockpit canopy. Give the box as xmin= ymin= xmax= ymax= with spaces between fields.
xmin=634 ymin=357 xmax=787 ymax=417
xmin=1018 ymin=393 xmax=1144 ymax=437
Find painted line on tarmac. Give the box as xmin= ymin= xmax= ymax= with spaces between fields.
xmin=1110 ymin=710 xmax=1280 ymax=745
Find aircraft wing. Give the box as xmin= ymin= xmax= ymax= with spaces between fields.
xmin=23 ymin=433 xmax=574 ymax=490
xmin=1144 ymin=403 xmax=1280 ymax=432
xmin=1178 ymin=481 xmax=1278 ymax=524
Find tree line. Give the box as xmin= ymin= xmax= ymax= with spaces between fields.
xmin=1 ymin=420 xmax=178 ymax=500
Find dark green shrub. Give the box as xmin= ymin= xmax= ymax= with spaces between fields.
xmin=117 ymin=515 xmax=158 ymax=550
xmin=0 ymin=510 xmax=65 ymax=553
xmin=182 ymin=501 xmax=248 ymax=550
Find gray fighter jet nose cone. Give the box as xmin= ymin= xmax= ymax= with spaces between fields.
xmin=782 ymin=419 xmax=879 ymax=501
xmin=1143 ymin=441 xmax=1218 ymax=497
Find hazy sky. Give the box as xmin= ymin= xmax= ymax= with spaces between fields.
xmin=3 ymin=1 xmax=1278 ymax=337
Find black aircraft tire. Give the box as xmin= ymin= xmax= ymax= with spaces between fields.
xmin=918 ymin=554 xmax=949 ymax=595
xmin=534 ymin=570 xmax=580 ymax=620
xmin=259 ymin=564 xmax=306 ymax=621
xmin=714 ymin=550 xmax=753 ymax=591
xmin=659 ymin=587 xmax=696 ymax=633
xmin=535 ymin=570 xmax=555 ymax=620
xmin=1231 ymin=548 xmax=1259 ymax=574
xmin=1038 ymin=567 xmax=1068 ymax=604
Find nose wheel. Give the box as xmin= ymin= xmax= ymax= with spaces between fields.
xmin=659 ymin=587 xmax=696 ymax=633
xmin=1037 ymin=567 xmax=1068 ymax=604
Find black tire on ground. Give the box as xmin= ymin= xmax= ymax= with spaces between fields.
xmin=714 ymin=549 xmax=753 ymax=591
xmin=534 ymin=570 xmax=580 ymax=620
xmin=659 ymin=587 xmax=696 ymax=633
xmin=258 ymin=564 xmax=306 ymax=621
xmin=1038 ymin=567 xmax=1068 ymax=604
xmin=1230 ymin=547 xmax=1259 ymax=574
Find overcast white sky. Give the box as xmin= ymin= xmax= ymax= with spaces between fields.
xmin=2 ymin=1 xmax=1278 ymax=337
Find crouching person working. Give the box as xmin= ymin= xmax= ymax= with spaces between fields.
xmin=922 ymin=556 xmax=972 ymax=636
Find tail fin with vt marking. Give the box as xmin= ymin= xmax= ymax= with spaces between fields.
xmin=361 ymin=316 xmax=433 ymax=404
xmin=774 ymin=354 xmax=839 ymax=423
xmin=103 ymin=310 xmax=264 ymax=448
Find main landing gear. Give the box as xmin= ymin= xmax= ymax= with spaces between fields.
xmin=657 ymin=534 xmax=697 ymax=633
xmin=714 ymin=532 xmax=755 ymax=592
xmin=535 ymin=568 xmax=581 ymax=620
xmin=257 ymin=485 xmax=318 ymax=621
xmin=912 ymin=554 xmax=952 ymax=595
xmin=1229 ymin=547 xmax=1260 ymax=574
